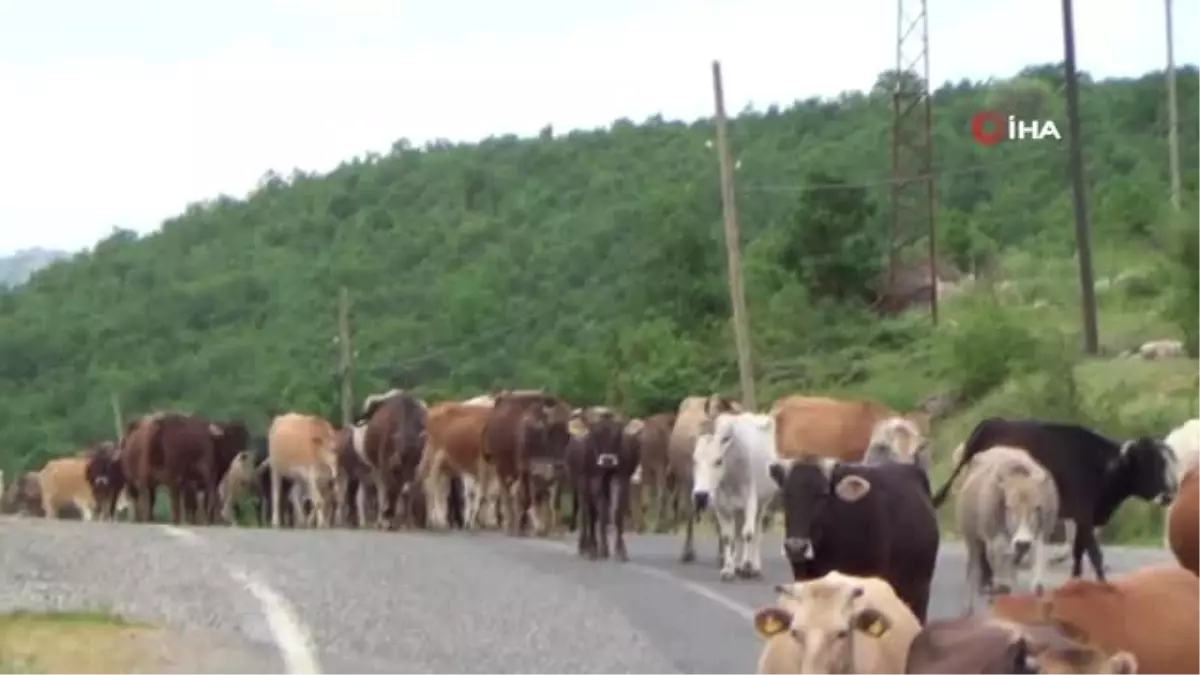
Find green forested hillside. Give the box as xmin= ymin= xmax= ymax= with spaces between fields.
xmin=1 ymin=65 xmax=1197 ymax=485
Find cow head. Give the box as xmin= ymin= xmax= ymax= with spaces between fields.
xmin=1016 ymin=618 xmax=1137 ymax=674
xmin=770 ymin=458 xmax=871 ymax=569
xmin=1114 ymin=436 xmax=1178 ymax=505
xmin=998 ymin=465 xmax=1056 ymax=566
xmin=582 ymin=407 xmax=628 ymax=471
xmin=754 ymin=576 xmax=895 ymax=675
xmin=864 ymin=417 xmax=929 ymax=470
xmin=692 ymin=412 xmax=750 ymax=511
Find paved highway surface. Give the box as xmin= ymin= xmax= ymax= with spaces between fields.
xmin=0 ymin=518 xmax=1172 ymax=674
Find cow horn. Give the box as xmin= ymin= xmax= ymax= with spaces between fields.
xmin=208 ymin=423 xmax=224 ymax=437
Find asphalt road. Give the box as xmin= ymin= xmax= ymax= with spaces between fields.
xmin=0 ymin=517 xmax=1174 ymax=674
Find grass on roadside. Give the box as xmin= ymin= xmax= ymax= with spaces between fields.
xmin=0 ymin=610 xmax=159 ymax=674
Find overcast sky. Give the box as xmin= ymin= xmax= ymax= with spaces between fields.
xmin=0 ymin=0 xmax=1196 ymax=256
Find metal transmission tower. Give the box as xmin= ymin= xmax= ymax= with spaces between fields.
xmin=889 ymin=0 xmax=939 ymax=324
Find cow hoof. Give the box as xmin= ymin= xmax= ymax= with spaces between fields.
xmin=615 ymin=548 xmax=628 ymax=563
xmin=719 ymin=569 xmax=736 ymax=583
xmin=738 ymin=566 xmax=761 ymax=579
xmin=680 ymin=549 xmax=696 ymax=564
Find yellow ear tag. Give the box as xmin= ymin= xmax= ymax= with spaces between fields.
xmin=756 ymin=613 xmax=787 ymax=638
xmin=865 ymin=620 xmax=886 ymax=638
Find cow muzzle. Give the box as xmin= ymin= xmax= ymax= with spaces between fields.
xmin=692 ymin=491 xmax=710 ymax=511
xmin=1156 ymin=490 xmax=1175 ymax=506
xmin=1012 ymin=539 xmax=1032 ymax=565
xmin=783 ymin=537 xmax=815 ymax=561
xmin=596 ymin=453 xmax=619 ymax=468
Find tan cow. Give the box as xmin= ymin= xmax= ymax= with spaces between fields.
xmin=267 ymin=413 xmax=339 ymax=529
xmin=753 ymin=572 xmax=921 ymax=674
xmin=420 ymin=401 xmax=497 ymax=530
xmin=770 ymin=395 xmax=929 ymax=463
xmin=669 ymin=394 xmax=743 ymax=563
xmin=37 ymin=457 xmax=98 ymax=520
xmin=629 ymin=412 xmax=677 ymax=533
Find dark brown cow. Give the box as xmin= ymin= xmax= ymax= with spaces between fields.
xmin=333 ymin=424 xmax=373 ymax=527
xmin=358 ymin=390 xmax=428 ymax=530
xmin=483 ymin=390 xmax=572 ymax=536
xmin=84 ymin=441 xmax=126 ymax=520
xmin=566 ymin=406 xmax=640 ymax=561
xmin=906 ymin=615 xmax=1136 ymax=674
xmin=121 ymin=412 xmax=225 ymax=525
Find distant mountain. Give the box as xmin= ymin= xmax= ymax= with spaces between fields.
xmin=0 ymin=248 xmax=71 ymax=287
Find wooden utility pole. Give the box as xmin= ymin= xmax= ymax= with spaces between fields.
xmin=711 ymin=60 xmax=757 ymax=411
xmin=336 ymin=286 xmax=354 ymax=427
xmin=1061 ymin=0 xmax=1100 ymax=355
xmin=109 ymin=392 xmax=124 ymax=440
xmin=1165 ymin=0 xmax=1182 ymax=212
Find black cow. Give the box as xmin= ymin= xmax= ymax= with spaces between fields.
xmin=930 ymin=418 xmax=1178 ymax=582
xmin=771 ymin=456 xmax=939 ymax=622
xmin=566 ymin=407 xmax=639 ymax=561
xmin=84 ymin=441 xmax=125 ymax=520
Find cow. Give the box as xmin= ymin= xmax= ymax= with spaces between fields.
xmin=752 ymin=572 xmax=921 ymax=675
xmin=991 ymin=563 xmax=1199 ymax=674
xmin=770 ymin=456 xmax=939 ymax=622
xmin=906 ymin=615 xmax=1137 ymax=674
xmin=691 ymin=411 xmax=779 ymax=581
xmin=769 ymin=395 xmax=930 ymax=462
xmin=863 ymin=417 xmax=930 ymax=470
xmin=931 ymin=418 xmax=1178 ymax=582
xmin=218 ymin=450 xmax=263 ymax=525
xmin=954 ymin=445 xmax=1060 ymax=612
xmin=669 ymin=394 xmax=742 ymax=563
xmin=267 ymin=412 xmax=339 ymax=529
xmin=627 ymin=411 xmax=677 ymax=533
xmin=1164 ymin=418 xmax=1199 ymax=482
xmin=357 ymin=389 xmax=428 ymax=529
xmin=565 ymin=406 xmax=639 ymax=561
xmin=1167 ymin=467 xmax=1198 ymax=575
xmin=2 ymin=471 xmax=43 ymax=516
xmin=120 ymin=412 xmax=226 ymax=525
xmin=332 ymin=422 xmax=373 ymax=527
xmin=36 ymin=457 xmax=97 ymax=520
xmin=483 ymin=390 xmax=572 ymax=536
xmin=420 ymin=401 xmax=497 ymax=530
xmin=83 ymin=441 xmax=126 ymax=521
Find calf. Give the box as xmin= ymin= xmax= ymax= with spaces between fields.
xmin=1164 ymin=418 xmax=1199 ymax=483
xmin=991 ymin=563 xmax=1198 ymax=674
xmin=955 ymin=445 xmax=1059 ymax=611
xmin=863 ymin=417 xmax=930 ymax=470
xmin=37 ymin=457 xmax=97 ymax=520
xmin=770 ymin=457 xmax=939 ymax=622
xmin=629 ymin=411 xmax=676 ymax=533
xmin=932 ymin=418 xmax=1177 ymax=581
xmin=753 ymin=572 xmax=920 ymax=674
xmin=906 ymin=615 xmax=1137 ymax=674
xmin=691 ymin=411 xmax=779 ymax=581
xmin=267 ymin=412 xmax=339 ymax=529
xmin=420 ymin=401 xmax=497 ymax=530
xmin=333 ymin=423 xmax=373 ymax=527
xmin=358 ymin=389 xmax=428 ymax=529
xmin=566 ymin=406 xmax=638 ymax=561
xmin=218 ymin=450 xmax=262 ymax=525
xmin=2 ymin=471 xmax=43 ymax=516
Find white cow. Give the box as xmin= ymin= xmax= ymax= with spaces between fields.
xmin=1165 ymin=418 xmax=1199 ymax=482
xmin=692 ymin=411 xmax=780 ymax=582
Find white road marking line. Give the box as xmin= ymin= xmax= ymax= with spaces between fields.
xmin=519 ymin=538 xmax=757 ymax=621
xmin=160 ymin=526 xmax=323 ymax=674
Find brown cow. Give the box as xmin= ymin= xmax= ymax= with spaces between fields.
xmin=770 ymin=395 xmax=929 ymax=462
xmin=84 ymin=441 xmax=126 ymax=521
xmin=420 ymin=401 xmax=496 ymax=530
xmin=482 ymin=390 xmax=572 ymax=537
xmin=267 ymin=412 xmax=339 ymax=529
xmin=990 ymin=563 xmax=1199 ymax=674
xmin=332 ymin=423 xmax=374 ymax=528
xmin=630 ymin=412 xmax=677 ymax=533
xmin=121 ymin=412 xmax=227 ymax=525
xmin=1167 ymin=468 xmax=1198 ymax=575
xmin=669 ymin=394 xmax=742 ymax=563
xmin=37 ymin=457 xmax=97 ymax=520
xmin=358 ymin=389 xmax=428 ymax=530
xmin=906 ymin=615 xmax=1137 ymax=674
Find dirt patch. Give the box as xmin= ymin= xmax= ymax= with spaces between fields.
xmin=0 ymin=610 xmax=262 ymax=674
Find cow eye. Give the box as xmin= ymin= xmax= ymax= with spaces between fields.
xmin=836 ymin=629 xmax=849 ymax=639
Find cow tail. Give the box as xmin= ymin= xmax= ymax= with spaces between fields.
xmin=930 ymin=419 xmax=991 ymax=508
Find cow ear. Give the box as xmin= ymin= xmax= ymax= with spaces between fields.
xmin=852 ymin=608 xmax=890 ymax=638
xmin=769 ymin=460 xmax=792 ymax=487
xmin=1108 ymin=651 xmax=1138 ymax=674
xmin=753 ymin=607 xmax=792 ymax=638
xmin=834 ymin=475 xmax=871 ymax=502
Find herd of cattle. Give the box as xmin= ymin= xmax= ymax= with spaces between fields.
xmin=2 ymin=388 xmax=1198 ymax=674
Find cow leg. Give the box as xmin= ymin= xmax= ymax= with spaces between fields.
xmin=308 ymin=474 xmax=329 ymax=529
xmin=988 ymin=539 xmax=1016 ymax=595
xmin=289 ymin=483 xmax=308 ymax=528
xmin=614 ymin=478 xmax=630 ymax=562
xmin=678 ymin=475 xmax=697 ymax=563
xmin=652 ymin=471 xmax=670 ymax=534
xmin=424 ymin=463 xmax=449 ymax=530
xmin=167 ymin=483 xmax=183 ymax=525
xmin=714 ymin=507 xmax=737 ymax=582
xmin=333 ymin=474 xmax=350 ymax=528
xmin=373 ymin=473 xmax=389 ymax=530
xmin=737 ymin=492 xmax=761 ymax=578
xmin=1030 ymin=536 xmax=1049 ymax=595
xmin=596 ymin=479 xmax=612 ymax=559
xmin=963 ymin=537 xmax=984 ymax=616
xmin=40 ymin=492 xmax=57 ymax=520
xmin=270 ymin=465 xmax=283 ymax=529
xmin=1075 ymin=521 xmax=1106 ymax=581
xmin=577 ymin=492 xmax=595 ymax=559
xmin=77 ymin=497 xmax=96 ymax=522
xmin=517 ymin=472 xmax=534 ymax=537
